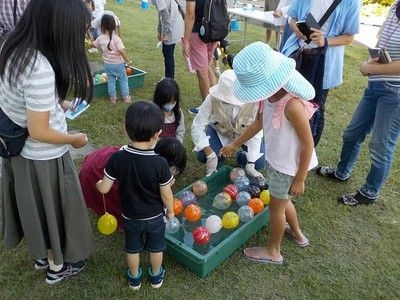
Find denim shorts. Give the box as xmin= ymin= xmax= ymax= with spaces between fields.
xmin=267 ymin=165 xmax=294 ymax=200
xmin=122 ymin=214 xmax=166 ymax=253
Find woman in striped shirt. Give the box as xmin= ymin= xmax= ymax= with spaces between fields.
xmin=0 ymin=0 xmax=94 ymax=284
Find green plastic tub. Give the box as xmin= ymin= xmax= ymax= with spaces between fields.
xmin=166 ymin=165 xmax=269 ymax=278
xmin=92 ymin=67 xmax=146 ymax=98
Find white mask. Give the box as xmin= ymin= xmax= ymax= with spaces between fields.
xmin=163 ymin=102 xmax=176 ymax=112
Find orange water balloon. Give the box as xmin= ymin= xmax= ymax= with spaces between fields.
xmin=184 ymin=204 xmax=202 ymax=222
xmin=248 ymin=198 xmax=264 ymax=214
xmin=173 ymin=198 xmax=184 ymax=215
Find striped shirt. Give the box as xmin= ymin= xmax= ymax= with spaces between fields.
xmin=0 ymin=0 xmax=30 ymax=32
xmin=370 ymin=0 xmax=400 ymax=82
xmin=0 ymin=51 xmax=68 ymax=160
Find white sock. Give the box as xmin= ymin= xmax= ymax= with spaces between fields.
xmin=48 ymin=259 xmax=63 ymax=272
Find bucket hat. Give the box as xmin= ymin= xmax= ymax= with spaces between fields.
xmin=233 ymin=42 xmax=315 ymax=102
xmin=209 ymin=69 xmax=244 ymax=106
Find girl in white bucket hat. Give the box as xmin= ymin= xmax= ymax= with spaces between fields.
xmin=221 ymin=42 xmax=317 ymax=264
xmin=191 ymin=69 xmax=265 ymax=177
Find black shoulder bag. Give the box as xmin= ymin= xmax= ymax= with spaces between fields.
xmin=0 ymin=108 xmax=29 ymax=158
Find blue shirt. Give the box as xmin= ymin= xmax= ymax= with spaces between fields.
xmin=281 ymin=0 xmax=361 ymax=89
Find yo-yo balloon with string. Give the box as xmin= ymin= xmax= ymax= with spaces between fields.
xmin=98 ymin=194 xmax=118 ymax=235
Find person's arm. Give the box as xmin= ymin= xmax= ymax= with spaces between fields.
xmin=284 ymin=98 xmax=314 ymax=197
xmin=159 ymin=7 xmax=172 ymax=39
xmin=176 ymin=109 xmax=185 ymax=143
xmin=27 ymin=110 xmax=88 ymax=148
xmin=190 ymin=96 xmax=213 ymax=153
xmin=220 ymin=107 xmax=263 ymax=157
xmin=308 ymin=29 xmax=354 ymax=48
xmin=182 ymin=1 xmax=195 ymax=56
xmin=115 ymin=36 xmax=132 ymax=64
xmin=96 ymin=176 xmax=114 ymax=194
xmin=160 ymin=184 xmax=175 ymax=220
xmin=360 ymin=59 xmax=400 ymax=76
xmin=243 ymin=132 xmax=264 ymax=164
xmin=118 ymin=49 xmax=132 ymax=65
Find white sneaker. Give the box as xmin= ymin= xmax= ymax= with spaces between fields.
xmin=88 ymin=47 xmax=98 ymax=53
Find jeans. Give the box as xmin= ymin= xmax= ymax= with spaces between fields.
xmin=196 ymin=125 xmax=266 ymax=170
xmin=162 ymin=43 xmax=176 ymax=78
xmin=104 ymin=62 xmax=129 ymax=97
xmin=336 ymin=81 xmax=400 ymax=199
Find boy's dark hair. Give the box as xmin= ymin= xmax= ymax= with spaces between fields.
xmin=100 ymin=14 xmax=116 ymax=51
xmin=155 ymin=137 xmax=187 ymax=175
xmin=0 ymin=0 xmax=93 ymax=102
xmin=153 ymin=77 xmax=181 ymax=124
xmin=125 ymin=101 xmax=164 ymax=142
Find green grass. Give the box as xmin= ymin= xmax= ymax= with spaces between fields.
xmin=1 ymin=1 xmax=400 ymax=299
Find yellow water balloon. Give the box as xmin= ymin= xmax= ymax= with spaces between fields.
xmin=98 ymin=213 xmax=118 ymax=235
xmin=222 ymin=211 xmax=240 ymax=229
xmin=260 ymin=190 xmax=270 ymax=206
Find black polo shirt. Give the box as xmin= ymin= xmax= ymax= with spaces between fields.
xmin=104 ymin=145 xmax=173 ymax=219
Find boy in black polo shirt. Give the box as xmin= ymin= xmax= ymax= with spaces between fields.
xmin=96 ymin=101 xmax=175 ymax=290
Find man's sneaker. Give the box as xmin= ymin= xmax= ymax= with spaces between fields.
xmin=315 ymin=166 xmax=348 ymax=182
xmin=148 ymin=266 xmax=165 ymax=288
xmin=127 ymin=268 xmax=142 ymax=290
xmin=45 ymin=261 xmax=86 ymax=285
xmin=188 ymin=107 xmax=199 ymax=115
xmin=34 ymin=258 xmax=49 ymax=270
xmin=339 ymin=191 xmax=376 ymax=206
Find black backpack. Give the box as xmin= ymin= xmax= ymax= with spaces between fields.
xmin=199 ymin=0 xmax=230 ymax=43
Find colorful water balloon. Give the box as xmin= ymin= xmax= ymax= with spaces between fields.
xmin=184 ymin=204 xmax=202 ymax=222
xmin=173 ymin=198 xmax=184 ymax=215
xmin=192 ymin=180 xmax=208 ymax=197
xmin=180 ymin=190 xmax=197 ymax=207
xmin=260 ymin=189 xmax=270 ymax=205
xmin=250 ymin=176 xmax=268 ymax=189
xmin=222 ymin=211 xmax=240 ymax=229
xmin=233 ymin=175 xmax=250 ymax=191
xmin=236 ymin=191 xmax=251 ymax=206
xmin=248 ymin=184 xmax=261 ymax=198
xmin=212 ymin=192 xmax=232 ymax=210
xmin=205 ymin=215 xmax=222 ymax=234
xmin=98 ymin=213 xmax=118 ymax=235
xmin=248 ymin=198 xmax=264 ymax=214
xmin=230 ymin=167 xmax=246 ymax=182
xmin=192 ymin=226 xmax=211 ymax=245
xmin=223 ymin=184 xmax=239 ymax=200
xmin=165 ymin=217 xmax=181 ymax=234
xmin=238 ymin=205 xmax=254 ymax=222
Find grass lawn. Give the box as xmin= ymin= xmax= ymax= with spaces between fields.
xmin=1 ymin=1 xmax=400 ymax=299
